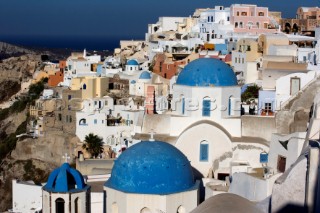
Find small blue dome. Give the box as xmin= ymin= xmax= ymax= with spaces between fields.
xmin=127 ymin=59 xmax=139 ymax=66
xmin=176 ymin=58 xmax=237 ymax=87
xmin=105 ymin=141 xmax=196 ymax=195
xmin=139 ymin=71 xmax=151 ymax=79
xmin=131 ymin=80 xmax=136 ymax=84
xmin=43 ymin=163 xmax=87 ymax=193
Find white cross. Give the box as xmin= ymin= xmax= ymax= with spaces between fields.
xmin=149 ymin=129 xmax=156 ymax=141
xmin=62 ymin=153 xmax=70 ymax=163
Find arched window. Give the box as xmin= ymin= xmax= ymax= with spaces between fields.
xmin=177 ymin=205 xmax=186 ymax=213
xmin=140 ymin=207 xmax=152 ymax=213
xmin=82 ymin=83 xmax=87 ymax=90
xmin=239 ymin=22 xmax=243 ymax=28
xmin=200 ymin=141 xmax=209 ymax=162
xmin=211 ymin=16 xmax=213 ymax=22
xmin=112 ymin=203 xmax=119 ymax=213
xmin=55 ymin=198 xmax=65 ymax=213
xmin=228 ymin=96 xmax=234 ymax=116
xmin=202 ymin=97 xmax=211 ymax=117
xmin=181 ymin=96 xmax=185 ymax=115
xmin=235 ymin=22 xmax=238 ymax=28
xmin=74 ymin=197 xmax=80 ymax=213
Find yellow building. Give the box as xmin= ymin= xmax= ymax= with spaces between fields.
xmin=258 ymin=34 xmax=289 ymax=55
xmin=33 ymin=63 xmax=59 ymax=83
xmin=70 ymin=76 xmax=109 ymax=99
xmin=235 ymin=38 xmax=262 ymax=61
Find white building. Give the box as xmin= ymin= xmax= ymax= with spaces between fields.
xmin=134 ymin=58 xmax=269 ymax=177
xmin=197 ymin=6 xmax=233 ymax=43
xmin=11 ymin=180 xmax=42 ymax=213
xmin=62 ymin=50 xmax=102 ymax=87
xmin=75 ymin=96 xmax=142 ymax=154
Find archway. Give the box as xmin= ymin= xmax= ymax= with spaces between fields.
xmin=141 ymin=207 xmax=152 ymax=213
xmin=292 ymin=23 xmax=299 ymax=33
xmin=177 ymin=205 xmax=186 ymax=213
xmin=74 ymin=197 xmax=80 ymax=213
xmin=284 ymin=23 xmax=291 ymax=34
xmin=55 ymin=198 xmax=65 ymax=213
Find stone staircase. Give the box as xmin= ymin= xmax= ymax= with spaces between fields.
xmin=276 ymin=73 xmax=320 ymax=134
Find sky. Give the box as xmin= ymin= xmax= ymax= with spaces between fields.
xmin=0 ymin=0 xmax=319 ymax=49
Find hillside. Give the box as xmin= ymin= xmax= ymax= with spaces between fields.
xmin=0 ymin=43 xmax=79 ymax=211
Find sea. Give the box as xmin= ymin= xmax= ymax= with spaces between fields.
xmin=0 ymin=35 xmax=144 ymax=52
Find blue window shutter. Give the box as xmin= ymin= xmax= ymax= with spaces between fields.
xmin=202 ymin=100 xmax=211 ymax=117
xmin=200 ymin=144 xmax=209 ymax=161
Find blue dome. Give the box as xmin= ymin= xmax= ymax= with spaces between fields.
xmin=127 ymin=59 xmax=139 ymax=66
xmin=43 ymin=163 xmax=87 ymax=193
xmin=131 ymin=80 xmax=136 ymax=84
xmin=105 ymin=141 xmax=196 ymax=195
xmin=176 ymin=58 xmax=238 ymax=87
xmin=139 ymin=71 xmax=151 ymax=79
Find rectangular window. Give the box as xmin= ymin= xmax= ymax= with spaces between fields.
xmin=200 ymin=143 xmax=209 ymax=161
xmin=290 ymin=78 xmax=300 ymax=95
xmin=68 ymin=95 xmax=72 ymax=100
xmin=242 ymin=58 xmax=244 ymax=64
xmin=105 ymin=101 xmax=108 ymax=106
xmin=265 ymin=103 xmax=272 ymax=112
xmin=94 ymin=119 xmax=97 ymax=124
xmin=202 ymin=99 xmax=211 ymax=117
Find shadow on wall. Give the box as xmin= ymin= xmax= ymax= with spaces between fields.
xmin=192 ymin=167 xmax=205 ymax=203
xmin=276 ymin=204 xmax=307 ymax=213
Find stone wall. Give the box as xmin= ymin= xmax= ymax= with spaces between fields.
xmin=241 ymin=116 xmax=276 ymax=141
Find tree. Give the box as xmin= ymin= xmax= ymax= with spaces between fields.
xmin=241 ymin=84 xmax=261 ymax=103
xmin=82 ymin=133 xmax=104 ymax=158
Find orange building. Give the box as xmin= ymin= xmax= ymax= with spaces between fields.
xmin=59 ymin=60 xmax=67 ymax=71
xmin=152 ymin=53 xmax=199 ymax=79
xmin=281 ymin=7 xmax=320 ymax=34
xmin=48 ymin=70 xmax=64 ymax=87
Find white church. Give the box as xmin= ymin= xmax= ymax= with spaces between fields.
xmin=137 ymin=58 xmax=268 ymax=178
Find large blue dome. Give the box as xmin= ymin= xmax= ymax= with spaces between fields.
xmin=176 ymin=58 xmax=238 ymax=87
xmin=139 ymin=71 xmax=151 ymax=79
xmin=43 ymin=163 xmax=87 ymax=193
xmin=127 ymin=59 xmax=139 ymax=66
xmin=105 ymin=141 xmax=196 ymax=195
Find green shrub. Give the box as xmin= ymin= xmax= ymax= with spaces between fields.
xmin=241 ymin=84 xmax=261 ymax=102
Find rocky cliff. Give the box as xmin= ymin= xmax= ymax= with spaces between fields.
xmin=0 ymin=43 xmax=79 ymax=211
xmin=0 ymin=42 xmax=35 ymax=56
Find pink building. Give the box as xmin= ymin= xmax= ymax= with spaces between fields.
xmin=145 ymin=86 xmax=155 ymax=114
xmin=230 ymin=4 xmax=278 ymax=34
